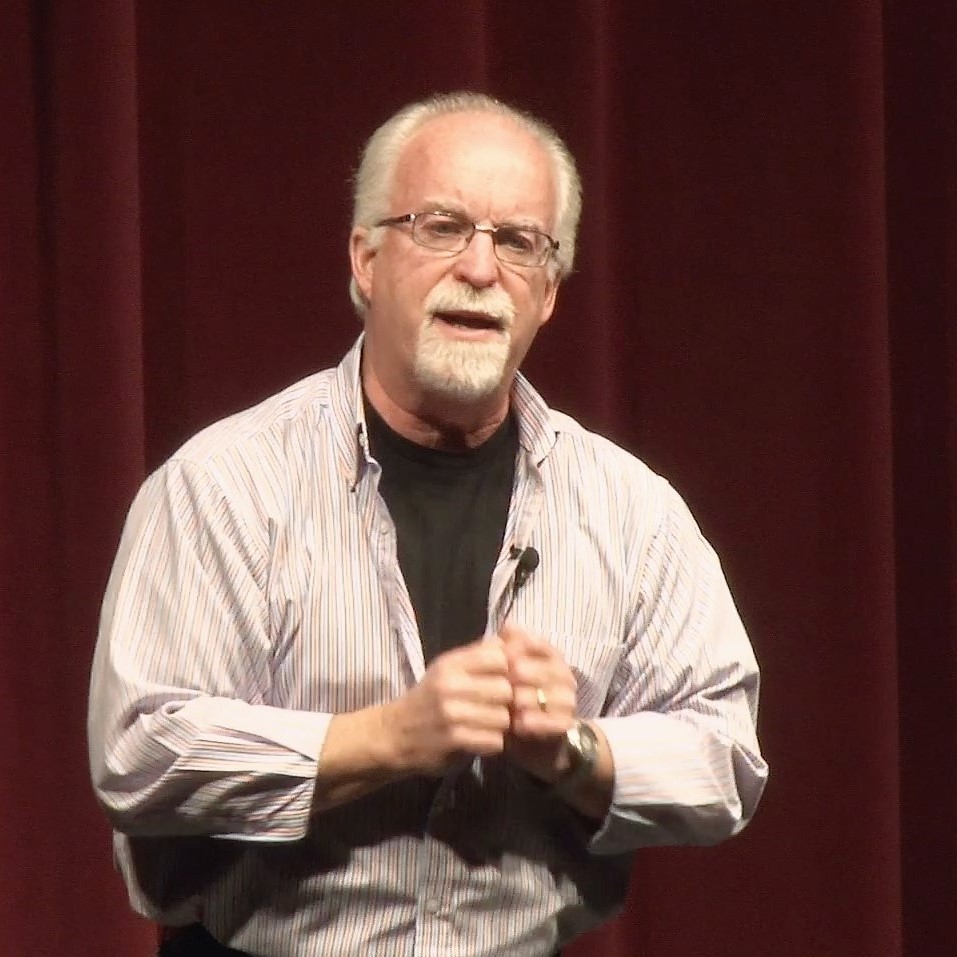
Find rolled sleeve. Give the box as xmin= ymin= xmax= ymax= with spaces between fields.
xmin=586 ymin=485 xmax=768 ymax=854
xmin=88 ymin=460 xmax=331 ymax=842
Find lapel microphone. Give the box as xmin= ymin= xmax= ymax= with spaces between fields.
xmin=510 ymin=545 xmax=540 ymax=590
xmin=502 ymin=545 xmax=540 ymax=621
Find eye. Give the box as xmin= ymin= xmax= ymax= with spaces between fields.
xmin=496 ymin=226 xmax=536 ymax=254
xmin=420 ymin=213 xmax=470 ymax=241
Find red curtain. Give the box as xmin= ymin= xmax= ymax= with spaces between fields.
xmin=2 ymin=2 xmax=954 ymax=955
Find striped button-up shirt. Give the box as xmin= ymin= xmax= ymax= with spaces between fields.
xmin=88 ymin=337 xmax=767 ymax=957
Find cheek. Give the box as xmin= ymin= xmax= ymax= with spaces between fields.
xmin=381 ymin=256 xmax=447 ymax=311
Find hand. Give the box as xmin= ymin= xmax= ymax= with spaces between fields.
xmin=382 ymin=638 xmax=513 ymax=777
xmin=500 ymin=622 xmax=578 ymax=784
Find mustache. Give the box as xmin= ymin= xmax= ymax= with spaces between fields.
xmin=423 ymin=280 xmax=516 ymax=328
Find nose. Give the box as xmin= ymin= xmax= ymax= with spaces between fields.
xmin=451 ymin=228 xmax=500 ymax=288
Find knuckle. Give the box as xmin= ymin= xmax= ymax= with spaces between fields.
xmin=498 ymin=678 xmax=515 ymax=702
xmin=437 ymin=697 xmax=460 ymax=725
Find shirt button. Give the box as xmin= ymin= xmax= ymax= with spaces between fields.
xmin=424 ymin=898 xmax=441 ymax=915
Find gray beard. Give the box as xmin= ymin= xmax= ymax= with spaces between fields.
xmin=415 ymin=277 xmax=517 ymax=401
xmin=413 ymin=322 xmax=512 ymax=401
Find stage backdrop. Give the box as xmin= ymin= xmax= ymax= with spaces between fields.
xmin=2 ymin=2 xmax=954 ymax=955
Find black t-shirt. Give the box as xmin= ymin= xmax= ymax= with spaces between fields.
xmin=365 ymin=399 xmax=517 ymax=663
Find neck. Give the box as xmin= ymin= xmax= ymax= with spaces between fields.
xmin=362 ymin=360 xmax=510 ymax=450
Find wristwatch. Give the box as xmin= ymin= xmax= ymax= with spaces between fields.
xmin=552 ymin=720 xmax=599 ymax=795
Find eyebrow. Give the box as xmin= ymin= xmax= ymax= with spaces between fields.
xmin=422 ymin=202 xmax=547 ymax=233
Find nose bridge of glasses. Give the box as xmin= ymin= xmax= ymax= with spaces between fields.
xmin=461 ymin=221 xmax=500 ymax=258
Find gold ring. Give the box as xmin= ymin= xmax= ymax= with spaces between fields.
xmin=536 ymin=687 xmax=548 ymax=712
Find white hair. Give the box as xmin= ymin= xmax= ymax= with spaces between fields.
xmin=348 ymin=91 xmax=582 ymax=315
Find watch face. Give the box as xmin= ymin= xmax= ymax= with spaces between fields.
xmin=566 ymin=721 xmax=596 ymax=762
xmin=572 ymin=722 xmax=598 ymax=759
xmin=568 ymin=725 xmax=583 ymax=751
xmin=556 ymin=722 xmax=598 ymax=793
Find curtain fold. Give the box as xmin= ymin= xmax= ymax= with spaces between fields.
xmin=1 ymin=2 xmax=953 ymax=954
xmin=1 ymin=2 xmax=153 ymax=954
xmin=884 ymin=3 xmax=957 ymax=950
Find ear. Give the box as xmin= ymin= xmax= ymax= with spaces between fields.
xmin=349 ymin=227 xmax=377 ymax=304
xmin=537 ymin=275 xmax=561 ymax=328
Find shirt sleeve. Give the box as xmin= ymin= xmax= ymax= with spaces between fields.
xmin=88 ymin=459 xmax=331 ymax=842
xmin=588 ymin=484 xmax=768 ymax=854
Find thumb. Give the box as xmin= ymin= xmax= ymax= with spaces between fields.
xmin=499 ymin=620 xmax=531 ymax=647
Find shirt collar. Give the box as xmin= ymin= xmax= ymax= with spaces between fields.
xmin=327 ymin=334 xmax=559 ymax=488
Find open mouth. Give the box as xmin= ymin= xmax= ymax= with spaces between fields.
xmin=433 ymin=310 xmax=504 ymax=332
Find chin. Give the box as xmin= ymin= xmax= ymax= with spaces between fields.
xmin=413 ymin=336 xmax=510 ymax=403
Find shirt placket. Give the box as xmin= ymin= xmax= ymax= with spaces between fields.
xmin=487 ymin=449 xmax=546 ymax=633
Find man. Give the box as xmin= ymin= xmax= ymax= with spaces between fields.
xmin=89 ymin=92 xmax=767 ymax=957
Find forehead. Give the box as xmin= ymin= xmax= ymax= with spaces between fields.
xmin=390 ymin=111 xmax=557 ymax=227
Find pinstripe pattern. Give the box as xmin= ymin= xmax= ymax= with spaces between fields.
xmin=89 ymin=336 xmax=766 ymax=957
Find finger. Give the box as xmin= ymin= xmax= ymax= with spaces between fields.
xmin=509 ymin=675 xmax=577 ymax=739
xmin=428 ymin=668 xmax=514 ymax=708
xmin=510 ymin=682 xmax=577 ymax=716
xmin=500 ymin=621 xmax=553 ymax=651
xmin=503 ymin=634 xmax=561 ymax=670
xmin=438 ymin=639 xmax=509 ymax=675
xmin=453 ymin=728 xmax=508 ymax=757
xmin=462 ymin=675 xmax=515 ymax=706
xmin=441 ymin=700 xmax=512 ymax=737
xmin=500 ymin=620 xmax=533 ymax=647
xmin=510 ymin=706 xmax=574 ymax=738
xmin=509 ymin=657 xmax=577 ymax=693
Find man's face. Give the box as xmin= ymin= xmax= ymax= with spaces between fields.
xmin=351 ymin=111 xmax=560 ymax=408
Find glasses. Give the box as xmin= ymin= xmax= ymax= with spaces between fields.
xmin=374 ymin=210 xmax=559 ymax=268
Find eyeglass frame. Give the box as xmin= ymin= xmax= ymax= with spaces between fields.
xmin=373 ymin=209 xmax=560 ymax=268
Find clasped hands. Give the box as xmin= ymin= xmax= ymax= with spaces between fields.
xmin=386 ymin=622 xmax=577 ymax=785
